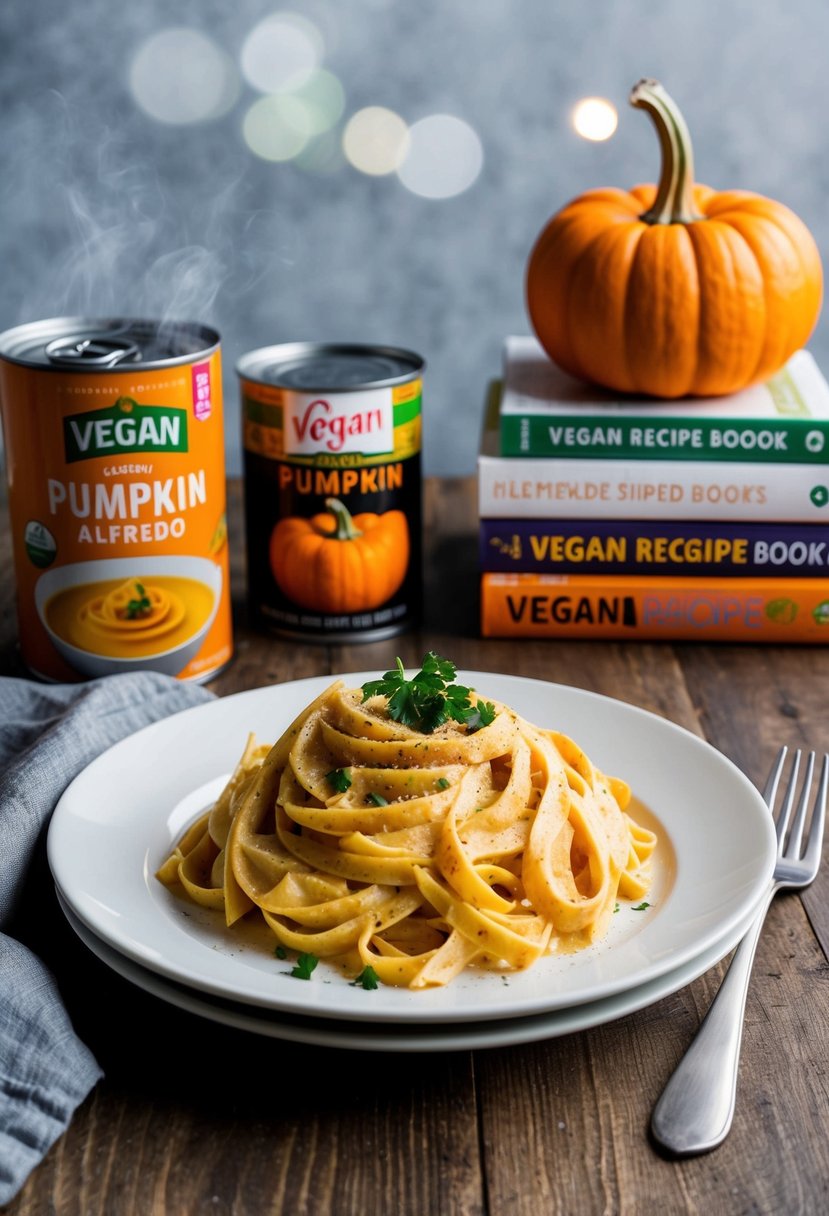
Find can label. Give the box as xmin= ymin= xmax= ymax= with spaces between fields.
xmin=0 ymin=350 xmax=233 ymax=682
xmin=242 ymin=374 xmax=422 ymax=639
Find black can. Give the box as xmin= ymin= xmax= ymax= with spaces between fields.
xmin=237 ymin=343 xmax=424 ymax=642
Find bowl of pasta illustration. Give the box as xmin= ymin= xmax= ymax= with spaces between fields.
xmin=35 ymin=554 xmax=222 ymax=679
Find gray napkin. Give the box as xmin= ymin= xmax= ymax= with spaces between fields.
xmin=0 ymin=671 xmax=214 ymax=1204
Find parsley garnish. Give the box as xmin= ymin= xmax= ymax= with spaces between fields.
xmin=436 ymin=777 xmax=450 ymax=790
xmin=290 ymin=952 xmax=319 ymax=980
xmin=274 ymin=944 xmax=287 ymax=959
xmin=361 ymin=653 xmax=497 ymax=735
xmin=125 ymin=581 xmax=152 ymax=619
xmin=465 ymin=699 xmax=497 ymax=732
xmin=632 ymin=901 xmax=651 ymax=911
xmin=351 ymin=965 xmax=380 ymax=990
xmin=326 ymin=767 xmax=352 ymax=793
xmin=366 ymin=792 xmax=388 ymax=807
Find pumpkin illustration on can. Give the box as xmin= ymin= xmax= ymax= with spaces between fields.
xmin=270 ymin=498 xmax=409 ymax=615
xmin=526 ymin=78 xmax=823 ymax=399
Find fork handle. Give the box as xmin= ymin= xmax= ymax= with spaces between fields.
xmin=650 ymin=885 xmax=777 ymax=1156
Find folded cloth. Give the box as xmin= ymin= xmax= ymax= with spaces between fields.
xmin=0 ymin=671 xmax=214 ymax=1205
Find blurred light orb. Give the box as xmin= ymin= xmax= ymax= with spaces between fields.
xmin=342 ymin=107 xmax=410 ymax=176
xmin=129 ymin=29 xmax=240 ymax=125
xmin=572 ymin=97 xmax=618 ymax=141
xmin=397 ymin=114 xmax=483 ymax=199
xmin=241 ymin=12 xmax=323 ymax=94
xmin=291 ymin=69 xmax=346 ymax=136
xmin=243 ymin=94 xmax=311 ymax=162
xmin=295 ymin=130 xmax=346 ymax=175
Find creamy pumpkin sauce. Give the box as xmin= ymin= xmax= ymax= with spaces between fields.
xmin=46 ymin=576 xmax=214 ymax=658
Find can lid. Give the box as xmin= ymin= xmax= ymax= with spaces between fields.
xmin=45 ymin=336 xmax=142 ymax=368
xmin=0 ymin=317 xmax=220 ymax=371
xmin=236 ymin=342 xmax=424 ymax=391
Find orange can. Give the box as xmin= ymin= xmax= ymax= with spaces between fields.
xmin=0 ymin=317 xmax=233 ymax=683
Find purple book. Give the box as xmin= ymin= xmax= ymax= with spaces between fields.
xmin=480 ymin=518 xmax=829 ymax=577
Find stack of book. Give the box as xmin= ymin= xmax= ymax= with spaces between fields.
xmin=479 ymin=336 xmax=829 ymax=641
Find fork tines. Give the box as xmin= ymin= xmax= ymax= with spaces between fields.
xmin=765 ymin=748 xmax=829 ymax=862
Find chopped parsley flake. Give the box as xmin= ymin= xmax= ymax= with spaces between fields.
xmin=366 ymin=792 xmax=388 ymax=807
xmin=632 ymin=901 xmax=651 ymax=912
xmin=351 ymin=965 xmax=380 ymax=990
xmin=326 ymin=768 xmax=352 ymax=793
xmin=290 ymin=952 xmax=319 ymax=980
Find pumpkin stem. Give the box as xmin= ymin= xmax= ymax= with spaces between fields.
xmin=629 ymin=78 xmax=704 ymax=225
xmin=322 ymin=497 xmax=363 ymax=541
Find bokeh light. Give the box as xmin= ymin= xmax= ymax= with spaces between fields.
xmin=290 ymin=69 xmax=346 ymax=136
xmin=572 ymin=97 xmax=618 ymax=141
xmin=129 ymin=29 xmax=240 ymax=125
xmin=396 ymin=114 xmax=483 ymax=199
xmin=342 ymin=107 xmax=410 ymax=176
xmin=243 ymin=94 xmax=311 ymax=162
xmin=240 ymin=12 xmax=323 ymax=94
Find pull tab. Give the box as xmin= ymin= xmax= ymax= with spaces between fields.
xmin=45 ymin=336 xmax=142 ymax=368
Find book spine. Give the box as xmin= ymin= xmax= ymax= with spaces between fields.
xmin=500 ymin=414 xmax=829 ymax=463
xmin=479 ymin=519 xmax=829 ymax=577
xmin=480 ymin=574 xmax=829 ymax=642
xmin=478 ymin=455 xmax=829 ymax=521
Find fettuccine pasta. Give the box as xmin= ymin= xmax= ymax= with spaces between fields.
xmin=156 ymin=675 xmax=657 ymax=988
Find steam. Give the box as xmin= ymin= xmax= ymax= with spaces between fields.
xmin=144 ymin=247 xmax=226 ymax=326
xmin=17 ymin=93 xmax=236 ymax=329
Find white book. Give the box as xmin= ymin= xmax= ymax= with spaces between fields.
xmin=478 ymin=418 xmax=829 ymax=522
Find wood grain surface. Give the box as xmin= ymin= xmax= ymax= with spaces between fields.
xmin=2 ymin=478 xmax=829 ymax=1216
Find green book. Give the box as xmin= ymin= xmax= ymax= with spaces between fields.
xmin=500 ymin=337 xmax=829 ymax=464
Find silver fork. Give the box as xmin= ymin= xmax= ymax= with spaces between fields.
xmin=651 ymin=747 xmax=829 ymax=1157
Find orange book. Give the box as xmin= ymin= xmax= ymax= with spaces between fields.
xmin=481 ymin=573 xmax=829 ymax=642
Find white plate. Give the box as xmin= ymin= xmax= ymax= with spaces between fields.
xmin=58 ymin=887 xmax=758 ymax=1053
xmin=48 ymin=672 xmax=776 ymax=1024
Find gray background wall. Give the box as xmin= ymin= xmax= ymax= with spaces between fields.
xmin=2 ymin=0 xmax=828 ymax=477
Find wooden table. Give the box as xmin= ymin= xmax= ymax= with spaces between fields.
xmin=3 ymin=478 xmax=829 ymax=1215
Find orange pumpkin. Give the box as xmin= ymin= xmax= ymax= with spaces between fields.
xmin=269 ymin=497 xmax=410 ymax=614
xmin=526 ymin=78 xmax=823 ymax=398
